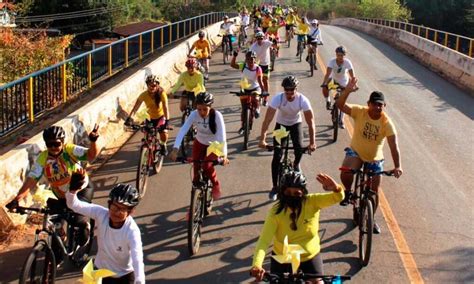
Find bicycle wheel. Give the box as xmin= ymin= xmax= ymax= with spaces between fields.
xmin=359 ymin=199 xmax=374 ymax=266
xmin=154 ymin=147 xmax=164 ymax=174
xmin=188 ymin=188 xmax=203 ymax=255
xmin=287 ymin=33 xmax=291 ymax=48
xmin=309 ymin=53 xmax=314 ymax=77
xmin=180 ymin=110 xmax=190 ymax=157
xmin=20 ymin=240 xmax=56 ymax=284
xmin=270 ymin=49 xmax=276 ymax=71
xmin=298 ymin=42 xmax=302 ymax=62
xmin=331 ymin=104 xmax=339 ymax=143
xmin=223 ymin=43 xmax=228 ymax=64
xmin=242 ymin=106 xmax=250 ymax=150
xmin=205 ymin=181 xmax=213 ymax=216
xmin=136 ymin=145 xmax=149 ymax=198
xmin=238 ymin=33 xmax=244 ymax=49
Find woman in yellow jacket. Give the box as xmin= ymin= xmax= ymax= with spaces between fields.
xmin=250 ymin=171 xmax=344 ymax=283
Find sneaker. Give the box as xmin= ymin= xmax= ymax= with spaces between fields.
xmin=339 ymin=190 xmax=352 ymax=206
xmin=339 ymin=122 xmax=345 ymax=129
xmin=296 ymin=52 xmax=299 ymax=56
xmin=314 ymin=64 xmax=318 ymax=70
xmin=268 ymin=187 xmax=278 ymax=201
xmin=254 ymin=108 xmax=260 ymax=119
xmin=326 ymin=100 xmax=331 ymax=110
xmin=212 ymin=182 xmax=221 ymax=200
xmin=238 ymin=127 xmax=245 ymax=135
xmin=262 ymin=100 xmax=268 ymax=107
xmin=373 ymin=222 xmax=381 ymax=234
xmin=159 ymin=144 xmax=168 ymax=156
xmin=204 ymin=74 xmax=209 ymax=81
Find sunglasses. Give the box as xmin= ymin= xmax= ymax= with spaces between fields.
xmin=46 ymin=141 xmax=62 ymax=148
xmin=256 ymin=37 xmax=264 ymax=40
xmin=290 ymin=211 xmax=297 ymax=231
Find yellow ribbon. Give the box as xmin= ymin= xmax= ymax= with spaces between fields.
xmin=239 ymin=77 xmax=251 ymax=90
xmin=272 ymin=126 xmax=289 ymax=144
xmin=206 ymin=141 xmax=224 ymax=157
xmin=194 ymin=49 xmax=203 ymax=58
xmin=81 ymin=259 xmax=116 ymax=284
xmin=271 ymin=235 xmax=307 ymax=274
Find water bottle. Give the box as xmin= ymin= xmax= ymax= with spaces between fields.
xmin=332 ymin=275 xmax=342 ymax=284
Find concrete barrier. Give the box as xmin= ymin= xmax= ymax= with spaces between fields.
xmin=0 ymin=19 xmax=233 ymax=227
xmin=330 ymin=18 xmax=474 ymax=93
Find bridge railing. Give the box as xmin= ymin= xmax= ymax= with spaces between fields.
xmin=359 ymin=18 xmax=473 ymax=58
xmin=0 ymin=12 xmax=236 ymax=138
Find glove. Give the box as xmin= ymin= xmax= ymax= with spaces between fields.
xmin=69 ymin=171 xmax=86 ymax=192
xmin=233 ymin=50 xmax=239 ymax=57
xmin=5 ymin=199 xmax=19 ymax=211
xmin=320 ymin=84 xmax=328 ymax=88
xmin=88 ymin=123 xmax=99 ymax=142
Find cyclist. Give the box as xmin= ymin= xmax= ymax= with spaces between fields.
xmin=6 ymin=125 xmax=99 ymax=265
xmin=336 ymin=77 xmax=403 ymax=234
xmin=169 ymin=58 xmax=205 ymax=114
xmin=188 ymin=31 xmax=211 ymax=81
xmin=294 ymin=16 xmax=309 ymax=57
xmin=266 ymin=18 xmax=285 ymax=58
xmin=305 ymin=19 xmax=323 ymax=70
xmin=261 ymin=12 xmax=273 ymax=33
xmin=66 ymin=170 xmax=145 ymax=284
xmin=249 ymin=31 xmax=272 ymax=105
xmin=321 ymin=46 xmax=356 ymax=129
xmin=230 ymin=50 xmax=265 ymax=135
xmin=250 ymin=171 xmax=344 ymax=282
xmin=169 ymin=92 xmax=229 ymax=200
xmin=240 ymin=7 xmax=250 ymax=40
xmin=126 ymin=75 xmax=170 ymax=156
xmin=284 ymin=9 xmax=296 ymax=44
xmin=273 ymin=4 xmax=283 ymax=18
xmin=220 ymin=15 xmax=236 ymax=52
xmin=258 ymin=76 xmax=316 ymax=200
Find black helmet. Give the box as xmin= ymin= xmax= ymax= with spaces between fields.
xmin=281 ymin=75 xmax=299 ymax=89
xmin=198 ymin=31 xmax=205 ymax=37
xmin=280 ymin=171 xmax=307 ymax=192
xmin=109 ymin=184 xmax=140 ymax=207
xmin=245 ymin=50 xmax=257 ymax=59
xmin=335 ymin=46 xmax=346 ymax=55
xmin=145 ymin=74 xmax=159 ymax=85
xmin=43 ymin=126 xmax=65 ymax=142
xmin=196 ymin=92 xmax=214 ymax=105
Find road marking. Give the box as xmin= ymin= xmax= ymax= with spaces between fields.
xmin=316 ymin=53 xmax=424 ymax=283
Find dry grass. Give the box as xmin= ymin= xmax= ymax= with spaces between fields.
xmin=0 ymin=214 xmax=43 ymax=250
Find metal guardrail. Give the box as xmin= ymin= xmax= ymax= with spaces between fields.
xmin=0 ymin=12 xmax=236 ymax=137
xmin=359 ymin=18 xmax=473 ymax=58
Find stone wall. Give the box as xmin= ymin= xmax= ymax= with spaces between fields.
xmin=0 ymin=19 xmax=231 ymax=228
xmin=330 ymin=18 xmax=474 ymax=93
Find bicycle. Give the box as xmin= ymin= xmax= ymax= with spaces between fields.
xmin=295 ymin=33 xmax=306 ymax=62
xmin=261 ymin=271 xmax=351 ymax=283
xmin=307 ymin=41 xmax=323 ymax=77
xmin=175 ymin=91 xmax=197 ymax=157
xmin=269 ymin=35 xmax=278 ymax=71
xmin=238 ymin=25 xmax=247 ymax=49
xmin=339 ymin=165 xmax=394 ymax=266
xmin=218 ymin=34 xmax=233 ymax=64
xmin=126 ymin=120 xmax=172 ymax=198
xmin=9 ymin=205 xmax=95 ymax=284
xmin=176 ymin=157 xmax=224 ymax=256
xmin=230 ymin=90 xmax=269 ymax=150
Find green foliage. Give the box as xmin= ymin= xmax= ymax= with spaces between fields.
xmin=359 ymin=0 xmax=411 ymax=20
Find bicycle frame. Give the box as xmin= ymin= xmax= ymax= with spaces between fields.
xmin=262 ymin=271 xmax=351 ymax=283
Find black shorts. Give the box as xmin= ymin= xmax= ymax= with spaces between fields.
xmin=307 ymin=36 xmax=318 ymax=45
xmin=260 ymin=64 xmax=270 ymax=76
xmin=271 ymin=252 xmax=323 ymax=275
xmin=285 ymin=24 xmax=295 ymax=31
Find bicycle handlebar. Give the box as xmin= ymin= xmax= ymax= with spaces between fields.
xmin=339 ymin=166 xmax=394 ymax=176
xmin=9 ymin=205 xmax=49 ymax=215
xmin=127 ymin=123 xmax=173 ymax=132
xmin=265 ymin=145 xmax=312 ymax=154
xmin=261 ymin=272 xmax=351 ymax=282
xmin=176 ymin=156 xmax=225 ymax=166
xmin=229 ymin=91 xmax=269 ymax=97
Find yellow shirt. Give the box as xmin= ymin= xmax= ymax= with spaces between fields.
xmin=191 ymin=39 xmax=211 ymax=58
xmin=295 ymin=18 xmax=309 ymax=35
xmin=285 ymin=14 xmax=296 ymax=25
xmin=252 ymin=191 xmax=344 ymax=268
xmin=349 ymin=105 xmax=397 ymax=161
xmin=262 ymin=17 xmax=272 ymax=28
xmin=138 ymin=90 xmax=168 ymax=119
xmin=170 ymin=71 xmax=205 ymax=94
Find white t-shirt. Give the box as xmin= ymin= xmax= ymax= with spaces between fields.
xmin=327 ymin=58 xmax=354 ymax=87
xmin=239 ymin=62 xmax=262 ymax=90
xmin=221 ymin=22 xmax=235 ymax=35
xmin=173 ymin=110 xmax=227 ymax=156
xmin=241 ymin=14 xmax=250 ymax=26
xmin=250 ymin=40 xmax=273 ymax=66
xmin=269 ymin=92 xmax=312 ymax=125
xmin=65 ymin=192 xmax=145 ymax=284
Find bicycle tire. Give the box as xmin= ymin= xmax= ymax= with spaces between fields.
xmin=359 ymin=199 xmax=374 ymax=266
xmin=205 ymin=180 xmax=213 ymax=216
xmin=154 ymin=149 xmax=164 ymax=174
xmin=270 ymin=49 xmax=276 ymax=71
xmin=136 ymin=145 xmax=149 ymax=198
xmin=287 ymin=34 xmax=291 ymax=48
xmin=242 ymin=105 xmax=250 ymax=150
xmin=180 ymin=109 xmax=191 ymax=157
xmin=20 ymin=240 xmax=56 ymax=284
xmin=331 ymin=104 xmax=339 ymax=143
xmin=188 ymin=188 xmax=203 ymax=256
xmin=352 ymin=172 xmax=362 ymax=226
xmin=223 ymin=43 xmax=228 ymax=64
xmin=309 ymin=53 xmax=314 ymax=77
xmin=238 ymin=33 xmax=244 ymax=49
xmin=298 ymin=42 xmax=303 ymax=62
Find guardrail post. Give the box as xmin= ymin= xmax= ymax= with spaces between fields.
xmin=199 ymin=16 xmax=201 ymax=30
xmin=444 ymin=33 xmax=448 ymax=46
xmin=417 ymin=26 xmax=421 ymax=36
xmin=426 ymin=28 xmax=429 ymax=39
xmin=108 ymin=46 xmax=112 ymax=76
xmin=139 ymin=35 xmax=143 ymax=60
xmin=161 ymin=28 xmax=164 ymax=48
xmin=470 ymin=40 xmax=473 ymax=57
xmin=61 ymin=63 xmax=67 ymax=103
xmin=410 ymin=24 xmax=413 ymax=33
xmin=28 ymin=77 xmax=34 ymax=122
xmin=125 ymin=39 xmax=129 ymax=67
xmin=455 ymin=36 xmax=460 ymax=52
xmin=169 ymin=24 xmax=172 ymax=43
xmin=188 ymin=19 xmax=191 ymax=35
xmin=88 ymin=54 xmax=92 ymax=88
xmin=151 ymin=31 xmax=154 ymax=53
xmin=434 ymin=31 xmax=438 ymax=43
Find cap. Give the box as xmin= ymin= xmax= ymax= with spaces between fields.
xmin=369 ymin=91 xmax=385 ymax=104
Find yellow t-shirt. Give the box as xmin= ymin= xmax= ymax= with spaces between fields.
xmin=285 ymin=14 xmax=296 ymax=25
xmin=138 ymin=90 xmax=168 ymax=119
xmin=349 ymin=105 xmax=397 ymax=161
xmin=192 ymin=39 xmax=211 ymax=59
xmin=170 ymin=71 xmax=205 ymax=94
xmin=252 ymin=191 xmax=344 ymax=268
xmin=262 ymin=17 xmax=272 ymax=28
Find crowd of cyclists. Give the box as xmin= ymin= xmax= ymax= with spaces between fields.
xmin=4 ymin=3 xmax=403 ymax=283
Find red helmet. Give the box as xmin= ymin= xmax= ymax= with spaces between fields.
xmin=185 ymin=58 xmax=196 ymax=68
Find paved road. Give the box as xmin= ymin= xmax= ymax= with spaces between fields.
xmin=4 ymin=25 xmax=473 ymax=283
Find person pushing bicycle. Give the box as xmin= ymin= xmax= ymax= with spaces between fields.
xmin=336 ymin=77 xmax=403 ymax=234
xmin=67 ymin=170 xmax=145 ymax=283
xmin=250 ymin=171 xmax=344 ymax=283
xmin=126 ymin=74 xmax=170 ymax=156
xmin=259 ymin=76 xmax=316 ymax=200
xmin=6 ymin=125 xmax=99 ymax=265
